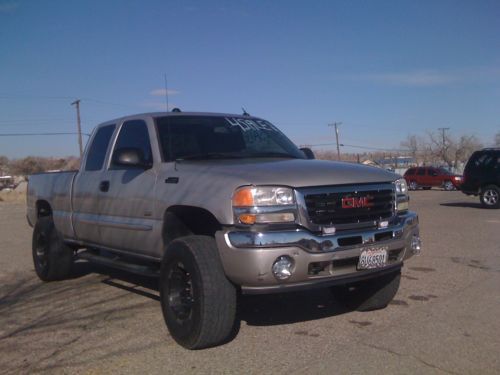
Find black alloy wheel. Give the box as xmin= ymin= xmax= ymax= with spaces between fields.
xmin=166 ymin=261 xmax=195 ymax=322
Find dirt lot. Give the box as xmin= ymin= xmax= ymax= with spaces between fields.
xmin=1 ymin=190 xmax=499 ymax=374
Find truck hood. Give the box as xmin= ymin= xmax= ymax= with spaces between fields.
xmin=174 ymin=158 xmax=398 ymax=187
xmin=157 ymin=158 xmax=400 ymax=225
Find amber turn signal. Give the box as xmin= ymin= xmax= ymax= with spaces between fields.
xmin=233 ymin=188 xmax=254 ymax=207
xmin=238 ymin=214 xmax=257 ymax=224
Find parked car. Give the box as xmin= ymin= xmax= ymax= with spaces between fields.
xmin=460 ymin=148 xmax=500 ymax=208
xmin=404 ymin=166 xmax=462 ymax=191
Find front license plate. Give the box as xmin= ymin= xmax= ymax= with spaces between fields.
xmin=358 ymin=246 xmax=388 ymax=270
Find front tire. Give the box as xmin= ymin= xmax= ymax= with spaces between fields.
xmin=408 ymin=181 xmax=418 ymax=191
xmin=159 ymin=236 xmax=237 ymax=349
xmin=331 ymin=271 xmax=401 ymax=311
xmin=32 ymin=217 xmax=74 ymax=281
xmin=480 ymin=185 xmax=500 ymax=209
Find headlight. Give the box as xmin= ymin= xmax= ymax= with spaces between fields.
xmin=232 ymin=186 xmax=296 ymax=224
xmin=233 ymin=186 xmax=295 ymax=206
xmin=395 ymin=178 xmax=408 ymax=195
xmin=395 ymin=178 xmax=409 ymax=212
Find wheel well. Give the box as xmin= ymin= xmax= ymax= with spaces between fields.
xmin=162 ymin=206 xmax=222 ymax=247
xmin=481 ymin=183 xmax=499 ymax=191
xmin=36 ymin=200 xmax=52 ymax=218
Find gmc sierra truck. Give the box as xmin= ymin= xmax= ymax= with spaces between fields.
xmin=27 ymin=111 xmax=421 ymax=349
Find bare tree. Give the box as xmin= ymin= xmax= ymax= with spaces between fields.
xmin=0 ymin=156 xmax=9 ymax=175
xmin=451 ymin=135 xmax=483 ymax=170
xmin=400 ymin=135 xmax=419 ymax=162
xmin=9 ymin=157 xmax=47 ymax=176
xmin=400 ymin=134 xmax=431 ymax=165
xmin=7 ymin=156 xmax=77 ymax=176
xmin=426 ymin=131 xmax=482 ymax=171
xmin=427 ymin=131 xmax=454 ymax=168
xmin=495 ymin=131 xmax=500 ymax=147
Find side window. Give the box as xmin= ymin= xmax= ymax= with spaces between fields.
xmin=417 ymin=168 xmax=425 ymax=176
xmin=85 ymin=125 xmax=116 ymax=171
xmin=406 ymin=168 xmax=415 ymax=175
xmin=112 ymin=120 xmax=153 ymax=167
xmin=474 ymin=153 xmax=489 ymax=167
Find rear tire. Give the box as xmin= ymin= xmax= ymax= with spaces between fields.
xmin=480 ymin=185 xmax=500 ymax=209
xmin=443 ymin=181 xmax=454 ymax=191
xmin=32 ymin=217 xmax=74 ymax=281
xmin=331 ymin=271 xmax=401 ymax=311
xmin=159 ymin=236 xmax=237 ymax=349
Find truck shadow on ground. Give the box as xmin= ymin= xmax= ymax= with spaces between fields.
xmin=0 ymin=262 xmax=352 ymax=373
xmin=0 ymin=267 xmax=165 ymax=374
xmin=85 ymin=263 xmax=350 ymax=327
xmin=440 ymin=202 xmax=483 ymax=209
xmin=59 ymin=262 xmax=350 ymax=328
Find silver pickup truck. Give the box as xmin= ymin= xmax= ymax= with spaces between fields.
xmin=27 ymin=111 xmax=421 ymax=349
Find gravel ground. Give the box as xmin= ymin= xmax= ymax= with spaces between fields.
xmin=0 ymin=190 xmax=499 ymax=374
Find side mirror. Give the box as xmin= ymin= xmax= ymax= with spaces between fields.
xmin=112 ymin=148 xmax=151 ymax=169
xmin=300 ymin=147 xmax=315 ymax=160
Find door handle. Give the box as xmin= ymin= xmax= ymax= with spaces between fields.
xmin=99 ymin=181 xmax=110 ymax=192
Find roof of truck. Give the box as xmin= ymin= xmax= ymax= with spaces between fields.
xmin=99 ymin=111 xmax=262 ymax=126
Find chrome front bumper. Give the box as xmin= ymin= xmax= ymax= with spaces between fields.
xmin=215 ymin=212 xmax=420 ymax=294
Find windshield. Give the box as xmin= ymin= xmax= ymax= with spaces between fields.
xmin=438 ymin=167 xmax=451 ymax=175
xmin=155 ymin=115 xmax=305 ymax=161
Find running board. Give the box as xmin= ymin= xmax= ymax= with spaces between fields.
xmin=77 ymin=250 xmax=160 ymax=278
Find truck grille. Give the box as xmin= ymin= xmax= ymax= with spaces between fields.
xmin=302 ymin=187 xmax=394 ymax=226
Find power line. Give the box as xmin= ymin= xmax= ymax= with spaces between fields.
xmin=0 ymin=95 xmax=77 ymax=100
xmin=0 ymin=118 xmax=73 ymax=123
xmin=0 ymin=132 xmax=91 ymax=137
xmin=0 ymin=94 xmax=140 ymax=109
xmin=305 ymin=142 xmax=406 ymax=152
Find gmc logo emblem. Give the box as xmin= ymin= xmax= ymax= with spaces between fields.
xmin=341 ymin=196 xmax=374 ymax=209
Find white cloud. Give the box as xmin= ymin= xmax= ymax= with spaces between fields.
xmin=149 ymin=88 xmax=179 ymax=97
xmin=0 ymin=2 xmax=19 ymax=13
xmin=362 ymin=70 xmax=457 ymax=87
xmin=346 ymin=66 xmax=500 ymax=87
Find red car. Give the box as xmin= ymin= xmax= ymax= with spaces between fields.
xmin=404 ymin=166 xmax=462 ymax=191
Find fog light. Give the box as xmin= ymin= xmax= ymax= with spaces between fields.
xmin=272 ymin=256 xmax=294 ymax=280
xmin=397 ymin=201 xmax=409 ymax=211
xmin=378 ymin=220 xmax=389 ymax=229
xmin=411 ymin=235 xmax=422 ymax=255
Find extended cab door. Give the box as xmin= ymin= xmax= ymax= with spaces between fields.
xmin=72 ymin=124 xmax=116 ymax=243
xmin=97 ymin=119 xmax=159 ymax=257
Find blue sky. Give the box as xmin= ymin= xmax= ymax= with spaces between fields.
xmin=1 ymin=0 xmax=499 ymax=158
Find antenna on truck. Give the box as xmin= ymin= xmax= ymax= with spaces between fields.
xmin=164 ymin=74 xmax=169 ymax=112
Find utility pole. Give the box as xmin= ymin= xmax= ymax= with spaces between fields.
xmin=328 ymin=122 xmax=342 ymax=160
xmin=71 ymin=99 xmax=83 ymax=160
xmin=438 ymin=127 xmax=450 ymax=164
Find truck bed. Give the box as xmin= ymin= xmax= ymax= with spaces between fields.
xmin=27 ymin=171 xmax=78 ymax=239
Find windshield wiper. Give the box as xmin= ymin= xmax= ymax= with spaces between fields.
xmin=247 ymin=152 xmax=300 ymax=159
xmin=176 ymin=152 xmax=245 ymax=161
